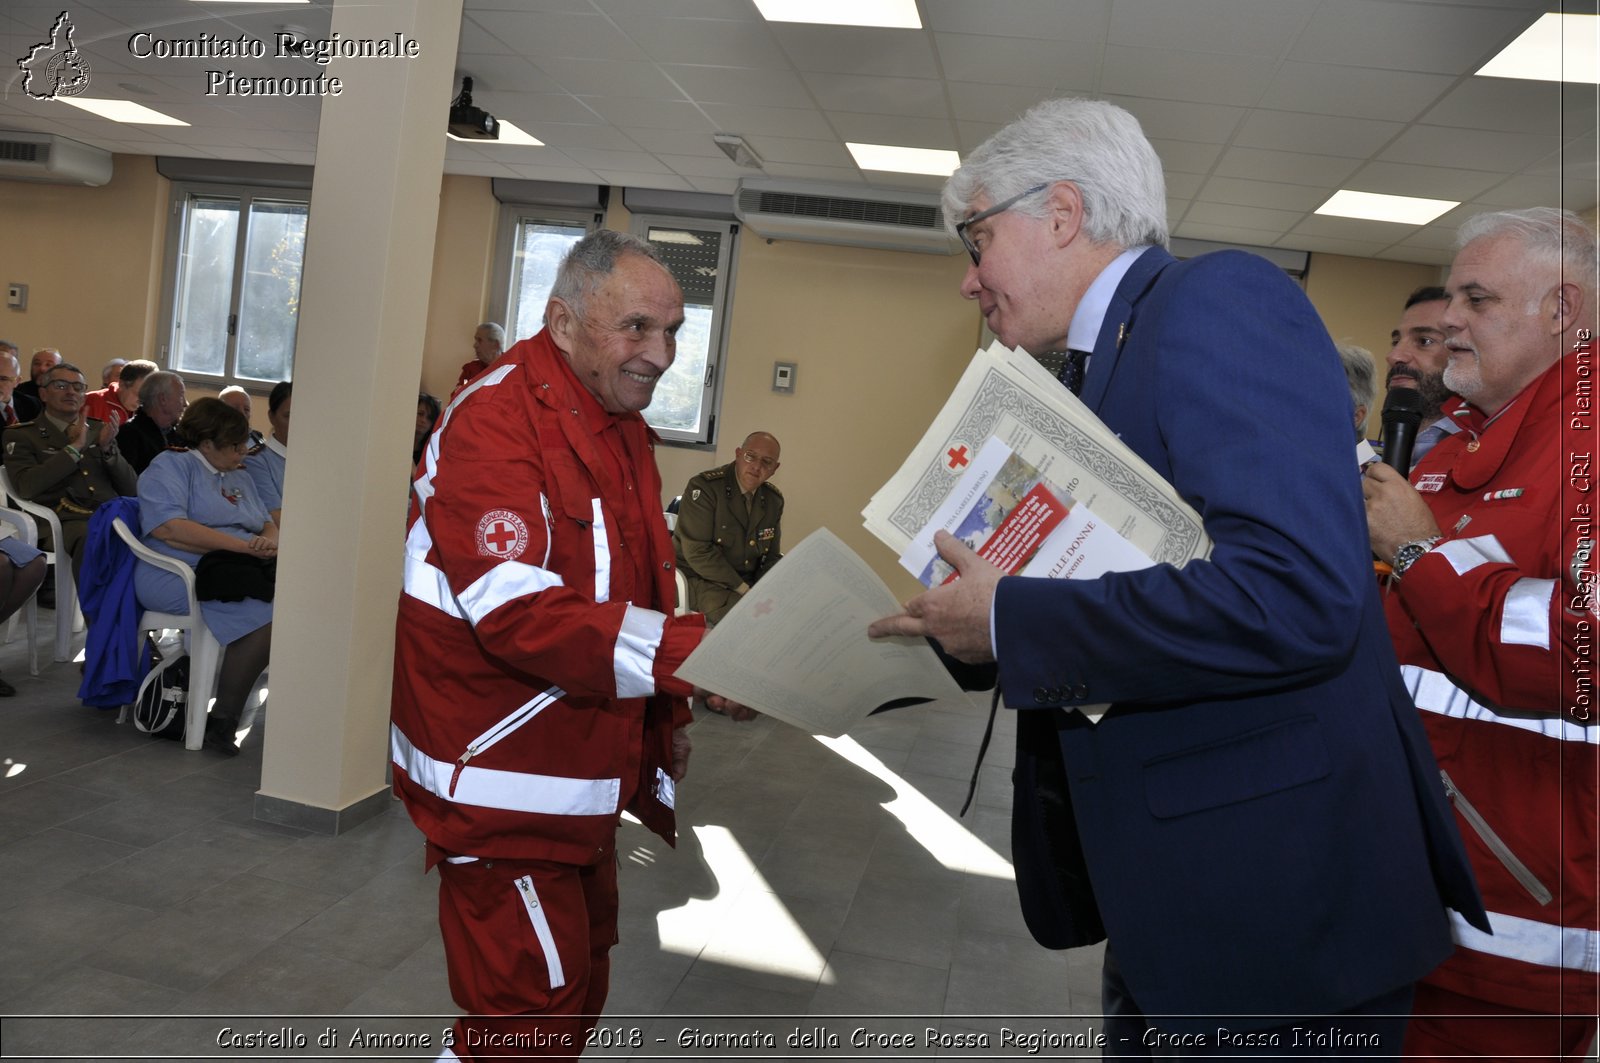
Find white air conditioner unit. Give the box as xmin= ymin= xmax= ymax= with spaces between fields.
xmin=0 ymin=131 xmax=113 ymax=186
xmin=734 ymin=178 xmax=960 ymax=256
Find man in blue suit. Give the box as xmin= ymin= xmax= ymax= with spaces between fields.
xmin=871 ymin=98 xmax=1486 ymax=1056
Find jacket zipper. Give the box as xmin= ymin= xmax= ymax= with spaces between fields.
xmin=448 ymin=686 xmax=565 ymax=797
xmin=1441 ymin=769 xmax=1552 ymax=906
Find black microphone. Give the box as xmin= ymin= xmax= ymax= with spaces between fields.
xmin=1380 ymin=387 xmax=1428 ymax=474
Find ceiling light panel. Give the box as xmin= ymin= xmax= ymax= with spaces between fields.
xmin=1314 ymin=189 xmax=1458 ymax=225
xmin=55 ymin=98 xmax=189 ymax=125
xmin=1477 ymin=13 xmax=1599 ymax=84
xmin=846 ymin=142 xmax=961 ymax=176
xmin=753 ymin=0 xmax=921 ymax=30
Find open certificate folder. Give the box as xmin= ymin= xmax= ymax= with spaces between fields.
xmin=675 ymin=529 xmax=971 ymax=738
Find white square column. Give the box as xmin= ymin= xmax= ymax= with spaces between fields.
xmin=256 ymin=0 xmax=463 ymax=831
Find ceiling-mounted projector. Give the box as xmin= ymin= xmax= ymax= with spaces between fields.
xmin=448 ymin=77 xmax=498 ymax=140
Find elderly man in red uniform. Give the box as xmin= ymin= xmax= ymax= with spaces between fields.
xmin=1364 ymin=207 xmax=1599 ymax=1061
xmin=392 ymin=230 xmax=747 ymax=1059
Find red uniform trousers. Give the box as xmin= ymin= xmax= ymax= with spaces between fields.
xmin=1404 ymin=983 xmax=1598 ymax=1062
xmin=430 ymin=843 xmax=619 ymax=1060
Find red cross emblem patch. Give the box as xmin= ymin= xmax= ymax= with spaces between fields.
xmin=476 ymin=509 xmax=529 ymax=559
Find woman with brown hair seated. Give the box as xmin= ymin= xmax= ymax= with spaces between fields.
xmin=135 ymin=398 xmax=275 ymax=756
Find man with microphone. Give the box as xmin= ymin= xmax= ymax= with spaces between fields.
xmin=1382 ymin=286 xmax=1458 ymax=472
xmin=1364 ymin=208 xmax=1598 ymax=1059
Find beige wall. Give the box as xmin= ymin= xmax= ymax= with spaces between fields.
xmin=0 ymin=155 xmax=167 ymax=374
xmin=1304 ymin=253 xmax=1444 ymax=437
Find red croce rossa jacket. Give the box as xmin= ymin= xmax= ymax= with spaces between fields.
xmin=392 ymin=330 xmax=703 ymax=867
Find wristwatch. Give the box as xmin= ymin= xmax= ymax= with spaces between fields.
xmin=1391 ymin=536 xmax=1442 ymax=581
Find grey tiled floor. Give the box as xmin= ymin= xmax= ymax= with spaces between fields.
xmin=0 ymin=620 xmax=1102 ymax=1060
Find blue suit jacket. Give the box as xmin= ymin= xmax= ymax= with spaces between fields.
xmin=996 ymin=247 xmax=1485 ymax=1025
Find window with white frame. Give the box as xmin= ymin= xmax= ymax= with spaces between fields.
xmin=160 ymin=183 xmax=309 ymax=386
xmin=490 ymin=205 xmax=598 ymax=347
xmin=631 ymin=215 xmax=737 ymax=446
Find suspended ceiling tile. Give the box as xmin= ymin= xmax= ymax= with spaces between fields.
xmin=1233 ymin=110 xmax=1405 ymax=159
xmin=1214 ymin=145 xmax=1362 ymax=187
xmin=803 ymin=73 xmax=947 ymax=119
xmin=1261 ymin=62 xmax=1456 ymax=122
xmin=533 ymin=57 xmax=687 ymax=99
xmin=1149 ymin=138 xmax=1223 ymax=176
xmin=743 ymin=136 xmax=854 ymax=167
xmin=826 ymin=111 xmax=955 ymax=149
xmin=1172 ymin=221 xmax=1291 ymax=247
xmin=920 ymin=0 xmax=1109 ymax=41
xmin=1165 ymin=172 xmax=1205 ymax=199
xmin=453 ymin=54 xmax=564 ymax=95
xmin=661 ymin=64 xmax=812 ymax=109
xmin=476 ymin=91 xmax=603 ymax=127
xmin=1102 ymin=44 xmax=1278 ymax=108
xmin=469 ymin=10 xmax=646 ymax=62
xmin=1421 ymin=77 xmax=1592 ymax=138
xmin=592 ymin=170 xmax=695 ymax=191
xmin=772 ymin=24 xmax=940 ymax=78
xmin=612 ymin=14 xmax=789 ymax=69
xmin=620 ymin=126 xmax=725 ymax=157
xmin=698 ymin=102 xmax=834 ymax=140
xmin=1279 ymin=233 xmax=1390 ymax=257
xmin=1184 ymin=201 xmax=1310 ymax=232
xmin=1287 ymin=0 xmax=1533 ymax=76
xmin=1104 ymin=96 xmax=1246 ymax=144
xmin=1342 ymin=160 xmax=1503 ymax=201
xmin=1380 ymin=124 xmax=1562 ymax=173
xmin=935 ymin=33 xmax=1101 ymax=90
xmin=1109 ymin=0 xmax=1317 ymax=57
xmin=657 ymin=152 xmax=746 ymax=179
xmin=1197 ymin=176 xmax=1330 ymax=211
xmin=1374 ymin=246 xmax=1452 ymax=265
xmin=592 ymin=0 xmax=755 ymax=17
xmin=579 ymin=96 xmax=716 ymax=133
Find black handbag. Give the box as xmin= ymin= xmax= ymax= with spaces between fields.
xmin=195 ymin=550 xmax=276 ymax=602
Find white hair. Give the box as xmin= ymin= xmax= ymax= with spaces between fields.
xmin=943 ymin=98 xmax=1168 ymax=250
xmin=1457 ymin=207 xmax=1597 ymax=296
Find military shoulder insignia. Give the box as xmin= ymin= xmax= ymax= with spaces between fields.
xmin=702 ymin=467 xmax=726 ymax=481
xmin=690 ymin=488 xmax=701 ymax=502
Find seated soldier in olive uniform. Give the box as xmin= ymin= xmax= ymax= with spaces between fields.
xmin=673 ymin=431 xmax=782 ymax=624
xmin=3 ymin=362 xmax=138 ymax=576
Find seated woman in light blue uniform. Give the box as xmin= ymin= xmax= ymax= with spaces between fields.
xmin=242 ymin=380 xmax=289 ymax=528
xmin=136 ymin=398 xmax=275 ymax=756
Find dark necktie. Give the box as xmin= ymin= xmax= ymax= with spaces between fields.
xmin=1058 ymin=348 xmax=1090 ymax=396
xmin=2 ymin=405 xmax=14 ymax=427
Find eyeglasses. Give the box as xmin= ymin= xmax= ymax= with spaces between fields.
xmin=955 ymin=182 xmax=1050 ymax=266
xmin=46 ymin=380 xmax=87 ymax=393
xmin=738 ymin=451 xmax=778 ymax=471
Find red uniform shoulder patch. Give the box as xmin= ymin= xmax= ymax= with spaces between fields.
xmin=476 ymin=509 xmax=529 ymax=560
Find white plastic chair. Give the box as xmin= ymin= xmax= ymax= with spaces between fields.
xmin=110 ymin=517 xmax=222 ymax=751
xmin=0 ymin=504 xmax=41 ymax=676
xmin=0 ymin=466 xmax=85 ymax=661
